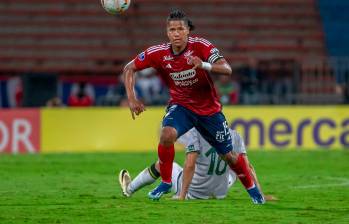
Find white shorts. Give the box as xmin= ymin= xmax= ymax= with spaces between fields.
xmin=171 ymin=162 xmax=237 ymax=199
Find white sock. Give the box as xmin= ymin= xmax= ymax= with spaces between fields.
xmin=127 ymin=168 xmax=157 ymax=194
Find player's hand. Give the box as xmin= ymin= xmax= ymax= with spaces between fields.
xmin=171 ymin=195 xmax=182 ymax=201
xmin=177 ymin=192 xmax=186 ymax=200
xmin=128 ymin=98 xmax=146 ymax=120
xmin=178 ymin=195 xmax=185 ymax=200
xmin=188 ymin=56 xmax=203 ymax=70
xmin=172 ymin=195 xmax=179 ymax=200
xmin=173 ymin=195 xmax=186 ymax=201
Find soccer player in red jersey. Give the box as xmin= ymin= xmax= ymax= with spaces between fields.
xmin=123 ymin=10 xmax=264 ymax=204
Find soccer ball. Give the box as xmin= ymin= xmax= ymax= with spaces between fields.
xmin=101 ymin=0 xmax=131 ymax=15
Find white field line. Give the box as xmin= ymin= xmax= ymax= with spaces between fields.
xmin=293 ymin=177 xmax=349 ymax=189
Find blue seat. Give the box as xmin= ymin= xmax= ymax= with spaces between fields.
xmin=318 ymin=0 xmax=349 ymax=56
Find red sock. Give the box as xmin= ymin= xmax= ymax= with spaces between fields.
xmin=229 ymin=154 xmax=255 ymax=189
xmin=158 ymin=144 xmax=175 ymax=184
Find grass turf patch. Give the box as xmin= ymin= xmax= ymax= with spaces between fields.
xmin=0 ymin=151 xmax=348 ymax=224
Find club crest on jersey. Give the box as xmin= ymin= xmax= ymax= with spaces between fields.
xmin=184 ymin=50 xmax=194 ymax=58
xmin=187 ymin=144 xmax=196 ymax=152
xmin=184 ymin=50 xmax=194 ymax=65
xmin=138 ymin=52 xmax=145 ymax=61
xmin=163 ymin=55 xmax=174 ymax=61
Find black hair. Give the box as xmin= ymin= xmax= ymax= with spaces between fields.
xmin=167 ymin=9 xmax=195 ymax=31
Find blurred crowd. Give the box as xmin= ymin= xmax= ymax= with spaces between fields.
xmin=2 ymin=61 xmax=348 ymax=108
xmin=51 ymin=68 xmax=349 ymax=108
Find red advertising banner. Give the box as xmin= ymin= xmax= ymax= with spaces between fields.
xmin=0 ymin=109 xmax=40 ymax=154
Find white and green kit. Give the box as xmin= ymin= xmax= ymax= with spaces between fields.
xmin=172 ymin=128 xmax=246 ymax=199
xmin=125 ymin=128 xmax=247 ymax=199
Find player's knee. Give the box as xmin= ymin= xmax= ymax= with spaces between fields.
xmin=160 ymin=127 xmax=177 ymax=146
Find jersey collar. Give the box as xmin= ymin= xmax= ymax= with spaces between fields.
xmin=170 ymin=40 xmax=189 ymax=57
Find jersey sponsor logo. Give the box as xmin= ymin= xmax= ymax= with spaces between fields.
xmin=174 ymin=78 xmax=199 ymax=87
xmin=138 ymin=52 xmax=145 ymax=61
xmin=170 ymin=69 xmax=198 ymax=87
xmin=163 ymin=55 xmax=174 ymax=61
xmin=170 ymin=69 xmax=196 ymax=81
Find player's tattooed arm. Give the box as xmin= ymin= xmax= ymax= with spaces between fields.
xmin=188 ymin=56 xmax=232 ymax=75
xmin=123 ymin=60 xmax=146 ymax=120
xmin=179 ymin=151 xmax=199 ymax=200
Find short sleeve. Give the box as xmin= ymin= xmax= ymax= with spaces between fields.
xmin=177 ymin=128 xmax=201 ymax=154
xmin=230 ymin=129 xmax=247 ymax=154
xmin=206 ymin=47 xmax=224 ymax=64
xmin=194 ymin=37 xmax=224 ymax=63
xmin=133 ymin=49 xmax=155 ymax=70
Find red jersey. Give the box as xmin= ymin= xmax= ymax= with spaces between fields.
xmin=134 ymin=36 xmax=224 ymax=116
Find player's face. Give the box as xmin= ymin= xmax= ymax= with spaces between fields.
xmin=167 ymin=20 xmax=190 ymax=49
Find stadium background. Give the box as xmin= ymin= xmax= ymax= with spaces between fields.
xmin=0 ymin=0 xmax=348 ymax=153
xmin=0 ymin=1 xmax=348 ymax=224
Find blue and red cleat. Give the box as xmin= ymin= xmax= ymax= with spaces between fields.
xmin=247 ymin=185 xmax=265 ymax=204
xmin=148 ymin=182 xmax=172 ymax=200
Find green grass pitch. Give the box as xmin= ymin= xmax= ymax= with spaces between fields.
xmin=0 ymin=151 xmax=348 ymax=224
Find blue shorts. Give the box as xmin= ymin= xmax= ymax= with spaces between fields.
xmin=162 ymin=104 xmax=233 ymax=155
